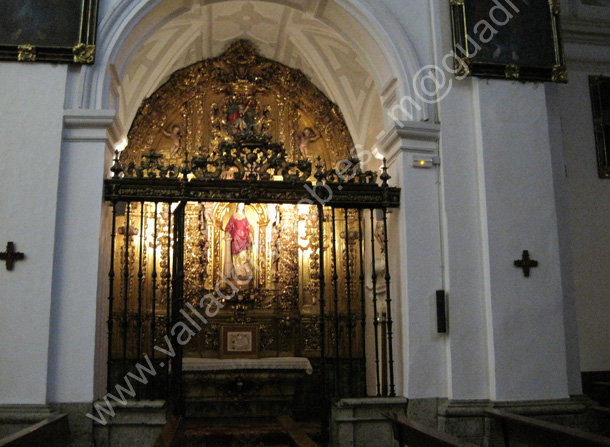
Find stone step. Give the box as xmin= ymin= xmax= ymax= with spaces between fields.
xmin=182 ymin=418 xmax=320 ymax=447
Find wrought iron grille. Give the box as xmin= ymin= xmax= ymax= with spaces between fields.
xmin=102 ymin=136 xmax=400 ymax=440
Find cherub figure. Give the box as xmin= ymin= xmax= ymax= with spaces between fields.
xmin=161 ymin=124 xmax=181 ymax=155
xmin=295 ymin=127 xmax=321 ymax=158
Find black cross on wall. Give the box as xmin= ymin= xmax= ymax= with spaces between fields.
xmin=514 ymin=250 xmax=538 ymax=277
xmin=0 ymin=242 xmax=25 ymax=271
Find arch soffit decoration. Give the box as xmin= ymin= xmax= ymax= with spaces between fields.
xmin=80 ymin=0 xmax=426 ymax=148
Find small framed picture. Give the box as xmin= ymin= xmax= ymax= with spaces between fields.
xmin=450 ymin=0 xmax=566 ymax=83
xmin=221 ymin=325 xmax=258 ymax=358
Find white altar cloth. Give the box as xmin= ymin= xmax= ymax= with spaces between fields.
xmin=183 ymin=357 xmax=313 ymax=375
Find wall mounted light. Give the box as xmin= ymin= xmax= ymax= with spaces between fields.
xmin=411 ymin=155 xmax=440 ymax=168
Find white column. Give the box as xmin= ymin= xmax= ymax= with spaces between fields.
xmin=437 ymin=78 xmax=493 ymax=401
xmin=0 ymin=64 xmax=68 ymax=405
xmin=47 ymin=109 xmax=116 ymax=403
xmin=474 ymin=80 xmax=569 ymax=401
xmin=376 ymin=121 xmax=447 ymax=398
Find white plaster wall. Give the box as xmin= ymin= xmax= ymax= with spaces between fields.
xmin=0 ymin=64 xmax=67 ymax=404
xmin=47 ymin=111 xmax=115 ymax=402
xmin=381 ymin=0 xmax=435 ymax=69
xmin=475 ymin=80 xmax=569 ymax=401
xmin=428 ymin=0 xmax=577 ymax=401
xmin=397 ymin=156 xmax=447 ymax=399
xmin=559 ymin=70 xmax=610 ymax=372
xmin=545 ymin=83 xmax=583 ymax=395
xmin=380 ymin=123 xmax=446 ymax=399
xmin=438 ymin=78 xmax=492 ymax=400
xmin=428 ymin=0 xmax=493 ymax=401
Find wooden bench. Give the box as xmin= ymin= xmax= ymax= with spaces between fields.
xmin=485 ymin=408 xmax=610 ymax=447
xmin=0 ymin=413 xmax=71 ymax=447
xmin=382 ymin=411 xmax=481 ymax=447
xmin=591 ymin=406 xmax=610 ymax=418
xmin=594 ymin=383 xmax=610 ymax=406
xmin=590 ymin=407 xmax=610 ymax=437
xmin=277 ymin=415 xmax=319 ymax=447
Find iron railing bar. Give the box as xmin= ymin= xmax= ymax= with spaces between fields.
xmin=331 ymin=207 xmax=340 ymax=397
xmin=107 ymin=202 xmax=117 ymax=394
xmin=170 ymin=202 xmax=186 ymax=416
xmin=165 ymin=204 xmax=172 ymax=396
xmin=344 ymin=208 xmax=353 ymax=397
xmin=382 ymin=207 xmax=396 ymax=396
xmin=151 ymin=202 xmax=158 ymax=398
xmin=122 ymin=202 xmax=131 ymax=380
xmin=370 ymin=208 xmax=381 ymax=396
xmin=318 ymin=204 xmax=329 ymax=446
xmin=136 ymin=201 xmax=145 ymax=398
xmin=358 ymin=208 xmax=367 ymax=397
xmin=151 ymin=202 xmax=158 ymax=362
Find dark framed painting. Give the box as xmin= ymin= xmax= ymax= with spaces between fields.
xmin=0 ymin=0 xmax=98 ymax=64
xmin=450 ymin=0 xmax=566 ymax=83
xmin=220 ymin=325 xmax=259 ymax=359
xmin=590 ymin=76 xmax=610 ymax=178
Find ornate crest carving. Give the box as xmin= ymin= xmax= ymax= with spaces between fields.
xmin=120 ymin=40 xmax=353 ymax=171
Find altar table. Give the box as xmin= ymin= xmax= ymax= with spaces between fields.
xmin=181 ymin=357 xmax=313 ymax=418
xmin=182 ymin=357 xmax=313 ymax=374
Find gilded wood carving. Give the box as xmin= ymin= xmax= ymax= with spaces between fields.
xmin=121 ymin=40 xmax=353 ymax=170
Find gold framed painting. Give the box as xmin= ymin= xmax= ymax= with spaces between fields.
xmin=220 ymin=325 xmax=259 ymax=359
xmin=0 ymin=0 xmax=98 ymax=64
xmin=450 ymin=0 xmax=567 ymax=83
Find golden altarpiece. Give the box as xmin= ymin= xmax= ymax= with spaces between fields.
xmin=103 ymin=41 xmax=400 ymax=424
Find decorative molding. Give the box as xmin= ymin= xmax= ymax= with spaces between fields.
xmin=575 ymin=3 xmax=610 ymax=24
xmin=62 ymin=109 xmax=116 ymax=143
xmin=104 ymin=177 xmax=400 ymax=209
xmin=437 ymin=397 xmax=590 ymax=418
xmin=438 ymin=399 xmax=491 ymax=418
xmin=562 ymin=17 xmax=610 ymax=70
xmin=562 ymin=17 xmax=610 ymax=48
xmin=0 ymin=405 xmax=55 ymax=424
xmin=334 ymin=397 xmax=408 ymax=410
xmin=489 ymin=398 xmax=590 ymax=416
xmin=376 ymin=121 xmax=441 ymax=164
xmin=90 ymin=400 xmax=166 ymax=425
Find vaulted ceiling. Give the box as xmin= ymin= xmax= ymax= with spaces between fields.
xmin=111 ymin=1 xmax=382 ymax=148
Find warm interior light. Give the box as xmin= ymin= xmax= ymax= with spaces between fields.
xmin=115 ymin=137 xmax=128 ymax=152
xmin=297 ymin=203 xmax=310 ymax=215
xmin=371 ymin=146 xmax=385 ymax=160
